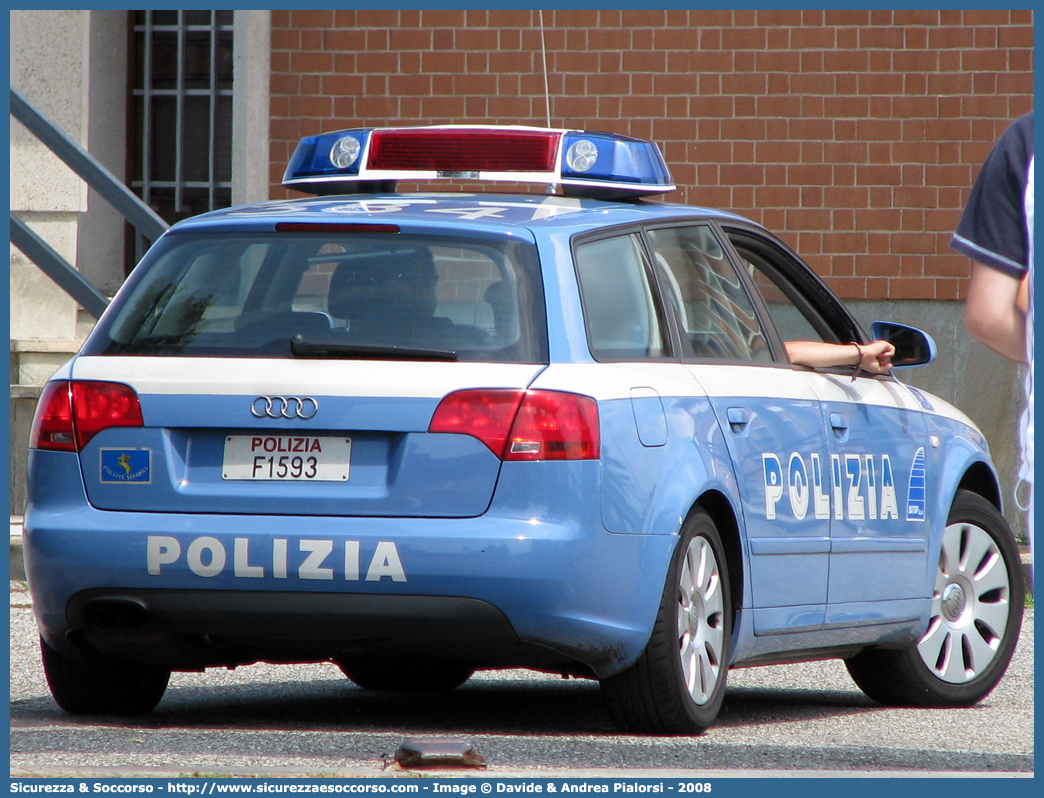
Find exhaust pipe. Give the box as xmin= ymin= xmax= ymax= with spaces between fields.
xmin=84 ymin=600 xmax=149 ymax=632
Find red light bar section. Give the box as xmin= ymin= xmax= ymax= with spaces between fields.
xmin=368 ymin=128 xmax=560 ymax=173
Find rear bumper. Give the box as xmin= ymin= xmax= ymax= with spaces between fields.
xmin=62 ymin=588 xmax=540 ymax=670
xmin=25 ymin=453 xmax=677 ymax=678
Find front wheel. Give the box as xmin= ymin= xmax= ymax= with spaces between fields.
xmin=600 ymin=508 xmax=732 ymax=734
xmin=846 ymin=490 xmax=1024 ymax=706
xmin=41 ymin=636 xmax=170 ymax=715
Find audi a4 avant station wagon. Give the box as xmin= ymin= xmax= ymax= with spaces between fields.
xmin=24 ymin=125 xmax=1023 ymax=734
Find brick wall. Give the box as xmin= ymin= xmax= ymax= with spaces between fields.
xmin=269 ymin=9 xmax=1033 ymax=301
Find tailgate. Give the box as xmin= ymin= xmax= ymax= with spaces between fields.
xmin=72 ymin=356 xmax=543 ymax=518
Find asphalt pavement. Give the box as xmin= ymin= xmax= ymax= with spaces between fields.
xmin=10 ymin=588 xmax=1035 ymax=778
xmin=9 ymin=514 xmax=1035 ymax=779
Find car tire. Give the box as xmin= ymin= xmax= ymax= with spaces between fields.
xmin=40 ymin=636 xmax=171 ymax=715
xmin=600 ymin=508 xmax=732 ymax=734
xmin=338 ymin=659 xmax=475 ymax=692
xmin=845 ymin=490 xmax=1024 ymax=707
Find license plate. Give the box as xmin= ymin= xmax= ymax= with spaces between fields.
xmin=222 ymin=435 xmax=351 ymax=481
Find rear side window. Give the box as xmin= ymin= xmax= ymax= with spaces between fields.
xmin=574 ymin=233 xmax=670 ymax=361
xmin=86 ymin=232 xmax=547 ymax=363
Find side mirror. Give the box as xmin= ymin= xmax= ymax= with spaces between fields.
xmin=871 ymin=321 xmax=937 ymax=369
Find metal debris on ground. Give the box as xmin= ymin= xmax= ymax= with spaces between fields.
xmin=389 ymin=737 xmax=486 ymax=769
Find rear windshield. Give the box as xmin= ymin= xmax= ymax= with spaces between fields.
xmin=85 ymin=231 xmax=548 ymax=363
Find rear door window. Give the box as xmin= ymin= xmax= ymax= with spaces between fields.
xmin=645 ymin=224 xmax=771 ymax=362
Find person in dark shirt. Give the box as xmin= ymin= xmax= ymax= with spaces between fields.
xmin=952 ymin=111 xmax=1034 ymax=582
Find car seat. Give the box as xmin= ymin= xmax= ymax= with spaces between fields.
xmin=328 ymin=248 xmax=456 ymax=350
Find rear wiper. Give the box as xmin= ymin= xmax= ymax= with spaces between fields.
xmin=290 ymin=334 xmax=458 ymax=361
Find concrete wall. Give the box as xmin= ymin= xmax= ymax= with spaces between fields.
xmin=232 ymin=10 xmax=273 ymax=206
xmin=77 ymin=10 xmax=129 ymax=298
xmin=9 ymin=9 xmax=89 ymax=341
xmin=11 ymin=10 xmax=129 ymax=309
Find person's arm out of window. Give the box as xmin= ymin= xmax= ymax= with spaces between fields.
xmin=785 ymin=339 xmax=894 ymax=374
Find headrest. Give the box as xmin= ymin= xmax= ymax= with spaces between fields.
xmin=328 ymin=248 xmax=436 ymax=321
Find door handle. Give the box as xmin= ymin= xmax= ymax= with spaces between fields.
xmin=829 ymin=412 xmax=849 ymax=439
xmin=726 ymin=407 xmax=750 ymax=433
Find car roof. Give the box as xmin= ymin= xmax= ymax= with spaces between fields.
xmin=167 ymin=192 xmax=753 ymax=238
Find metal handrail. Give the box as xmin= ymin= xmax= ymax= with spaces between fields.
xmin=9 ymin=215 xmax=109 ymax=319
xmin=9 ymin=85 xmax=170 ymax=316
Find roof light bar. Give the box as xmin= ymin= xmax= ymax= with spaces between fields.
xmin=560 ymin=131 xmax=674 ymax=198
xmin=369 ymin=127 xmax=559 ymax=172
xmin=282 ymin=125 xmax=675 ymax=199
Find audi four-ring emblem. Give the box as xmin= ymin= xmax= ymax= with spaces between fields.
xmin=251 ymin=396 xmax=319 ymax=420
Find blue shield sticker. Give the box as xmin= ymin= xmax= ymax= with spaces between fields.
xmin=100 ymin=449 xmax=152 ymax=484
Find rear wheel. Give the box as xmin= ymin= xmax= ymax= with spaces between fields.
xmin=338 ymin=659 xmax=474 ymax=692
xmin=846 ymin=490 xmax=1024 ymax=706
xmin=600 ymin=508 xmax=732 ymax=734
xmin=40 ymin=636 xmax=170 ymax=715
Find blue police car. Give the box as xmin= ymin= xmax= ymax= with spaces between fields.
xmin=24 ymin=125 xmax=1024 ymax=734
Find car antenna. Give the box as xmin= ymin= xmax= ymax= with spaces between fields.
xmin=538 ymin=10 xmax=556 ymax=194
xmin=538 ymin=10 xmax=551 ymax=127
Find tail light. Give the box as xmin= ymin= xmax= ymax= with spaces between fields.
xmin=429 ymin=389 xmax=600 ymax=461
xmin=29 ymin=382 xmax=75 ymax=452
xmin=29 ymin=380 xmax=144 ymax=452
xmin=505 ymin=390 xmax=600 ymax=461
